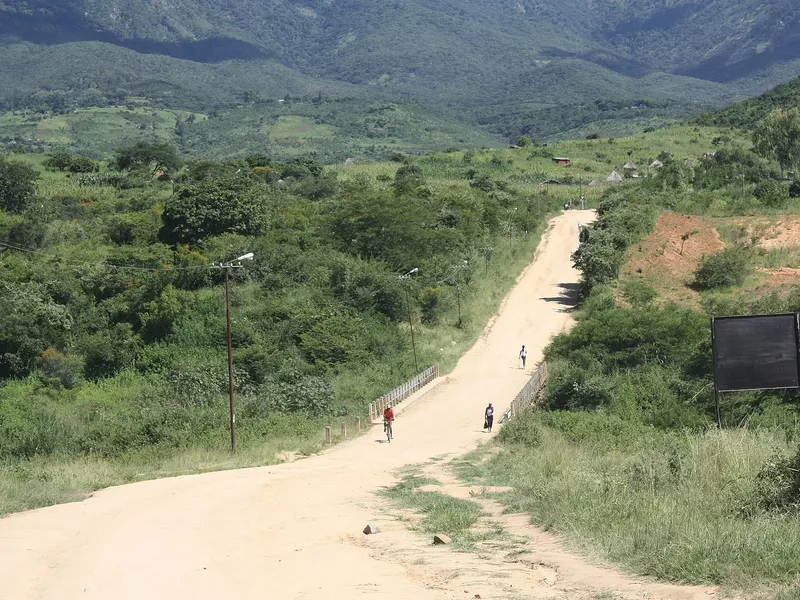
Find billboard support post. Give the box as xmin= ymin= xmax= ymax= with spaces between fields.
xmin=710 ymin=317 xmax=722 ymax=428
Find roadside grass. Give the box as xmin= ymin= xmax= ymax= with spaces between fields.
xmin=463 ymin=412 xmax=800 ymax=595
xmin=0 ymin=431 xmax=324 ymax=517
xmin=379 ymin=472 xmax=485 ymax=545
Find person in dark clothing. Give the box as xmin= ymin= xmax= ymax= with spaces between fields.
xmin=484 ymin=403 xmax=494 ymax=433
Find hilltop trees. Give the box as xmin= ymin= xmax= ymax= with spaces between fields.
xmin=753 ymin=107 xmax=800 ymax=178
xmin=162 ymin=176 xmax=268 ymax=243
xmin=114 ymin=141 xmax=183 ymax=175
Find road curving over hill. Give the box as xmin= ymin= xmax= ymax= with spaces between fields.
xmin=0 ymin=210 xmax=718 ymax=600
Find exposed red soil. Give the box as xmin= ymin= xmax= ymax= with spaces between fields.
xmin=620 ymin=212 xmax=724 ymax=302
xmin=621 ymin=212 xmax=800 ymax=304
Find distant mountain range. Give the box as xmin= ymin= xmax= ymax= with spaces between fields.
xmin=1 ymin=0 xmax=799 ymax=143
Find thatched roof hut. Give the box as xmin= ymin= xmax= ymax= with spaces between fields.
xmin=606 ymin=170 xmax=623 ymax=183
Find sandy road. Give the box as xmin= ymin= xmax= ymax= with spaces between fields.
xmin=0 ymin=210 xmax=710 ymax=600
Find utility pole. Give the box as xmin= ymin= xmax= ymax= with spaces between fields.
xmin=401 ymin=268 xmax=419 ymax=373
xmin=212 ymin=252 xmax=254 ymax=453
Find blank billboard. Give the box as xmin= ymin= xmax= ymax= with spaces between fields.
xmin=713 ymin=314 xmax=800 ymax=392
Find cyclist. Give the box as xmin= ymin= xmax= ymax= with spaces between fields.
xmin=383 ymin=403 xmax=395 ymax=442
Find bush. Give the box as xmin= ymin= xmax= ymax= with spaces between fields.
xmin=498 ymin=411 xmax=542 ymax=447
xmin=621 ymin=280 xmax=658 ymax=307
xmin=0 ymin=157 xmax=38 ymax=214
xmin=744 ymin=447 xmax=800 ymax=516
xmin=81 ymin=324 xmax=139 ymax=380
xmin=36 ymin=347 xmax=82 ymax=389
xmin=694 ymin=247 xmax=752 ymax=290
xmin=420 ymin=287 xmax=444 ymax=324
xmin=162 ymin=176 xmax=267 ymax=244
xmin=754 ymin=179 xmax=789 ymax=208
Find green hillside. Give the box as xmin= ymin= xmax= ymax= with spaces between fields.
xmin=0 ymin=99 xmax=505 ymax=161
xmin=1 ymin=0 xmax=800 ymax=140
xmin=699 ymin=76 xmax=800 ymax=129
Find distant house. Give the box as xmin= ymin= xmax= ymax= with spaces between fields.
xmin=588 ymin=179 xmax=602 ymax=187
xmin=552 ymin=157 xmax=572 ymax=165
xmin=540 ymin=179 xmax=561 ymax=186
xmin=606 ymin=170 xmax=623 ymax=183
xmin=623 ymin=162 xmax=638 ymax=170
xmin=649 ymin=160 xmax=664 ymax=169
xmin=684 ymin=158 xmax=696 ymax=167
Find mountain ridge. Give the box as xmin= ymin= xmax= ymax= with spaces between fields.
xmin=1 ymin=0 xmax=800 ymax=142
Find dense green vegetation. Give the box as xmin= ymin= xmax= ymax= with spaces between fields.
xmin=0 ymin=100 xmax=504 ymax=162
xmin=470 ymin=125 xmax=800 ymax=596
xmin=0 ymin=137 xmax=585 ymax=514
xmin=1 ymin=0 xmax=799 ymax=145
xmin=699 ymin=77 xmax=800 ymax=130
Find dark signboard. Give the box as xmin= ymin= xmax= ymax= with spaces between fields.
xmin=712 ymin=314 xmax=800 ymax=392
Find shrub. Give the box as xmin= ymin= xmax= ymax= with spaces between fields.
xmin=621 ymin=280 xmax=658 ymax=307
xmin=81 ymin=324 xmax=139 ymax=380
xmin=420 ymin=287 xmax=444 ymax=324
xmin=36 ymin=347 xmax=82 ymax=389
xmin=694 ymin=247 xmax=752 ymax=290
xmin=754 ymin=179 xmax=789 ymax=208
xmin=162 ymin=176 xmax=267 ymax=244
xmin=744 ymin=447 xmax=800 ymax=516
xmin=0 ymin=157 xmax=38 ymax=214
xmin=789 ymin=180 xmax=800 ymax=198
xmin=498 ymin=410 xmax=542 ymax=447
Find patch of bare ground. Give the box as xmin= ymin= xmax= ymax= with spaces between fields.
xmin=729 ymin=215 xmax=800 ymax=250
xmin=620 ymin=212 xmax=723 ymax=304
xmin=621 ymin=212 xmax=800 ymax=304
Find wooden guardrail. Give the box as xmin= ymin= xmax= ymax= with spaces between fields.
xmin=368 ymin=364 xmax=439 ymax=423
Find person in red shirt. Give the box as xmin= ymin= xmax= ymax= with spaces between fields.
xmin=383 ymin=404 xmax=394 ymax=442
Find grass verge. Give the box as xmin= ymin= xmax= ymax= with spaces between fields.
xmin=458 ymin=411 xmax=800 ymax=596
xmin=379 ymin=471 xmax=486 ymax=548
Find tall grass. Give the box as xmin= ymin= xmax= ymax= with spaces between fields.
xmin=460 ymin=411 xmax=800 ymax=593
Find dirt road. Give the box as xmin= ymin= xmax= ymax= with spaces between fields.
xmin=0 ymin=211 xmax=717 ymax=600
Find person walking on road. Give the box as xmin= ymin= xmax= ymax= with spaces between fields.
xmin=484 ymin=403 xmax=494 ymax=433
xmin=519 ymin=345 xmax=527 ymax=369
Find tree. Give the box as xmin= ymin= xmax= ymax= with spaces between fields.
xmin=753 ymin=108 xmax=800 ymax=178
xmin=114 ymin=141 xmax=183 ymax=175
xmin=393 ymin=164 xmax=426 ymax=196
xmin=162 ymin=176 xmax=268 ymax=244
xmin=0 ymin=158 xmax=38 ymax=214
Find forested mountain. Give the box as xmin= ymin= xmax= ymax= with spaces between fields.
xmin=1 ymin=0 xmax=800 ymax=142
xmin=698 ymin=76 xmax=800 ymax=130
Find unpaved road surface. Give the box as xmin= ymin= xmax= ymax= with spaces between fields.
xmin=0 ymin=211 xmax=718 ymax=600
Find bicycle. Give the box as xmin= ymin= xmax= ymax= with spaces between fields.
xmin=384 ymin=419 xmax=393 ymax=443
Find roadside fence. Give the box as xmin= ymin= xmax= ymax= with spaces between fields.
xmin=368 ymin=364 xmax=439 ymax=423
xmin=499 ymin=361 xmax=548 ymax=424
